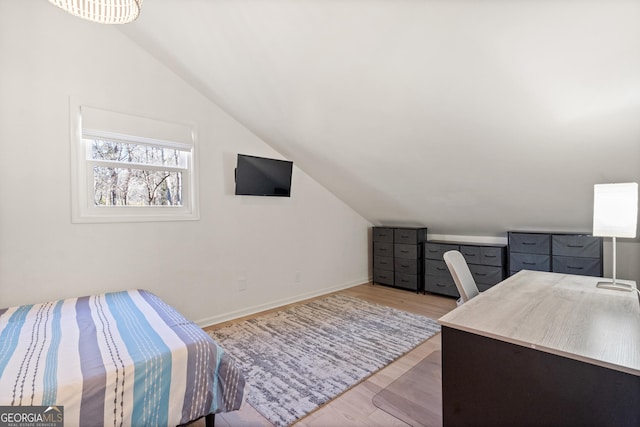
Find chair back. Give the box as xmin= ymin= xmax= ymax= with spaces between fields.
xmin=443 ymin=250 xmax=480 ymax=303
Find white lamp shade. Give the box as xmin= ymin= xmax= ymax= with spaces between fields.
xmin=593 ymin=182 xmax=638 ymax=238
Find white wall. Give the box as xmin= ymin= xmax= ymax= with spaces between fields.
xmin=0 ymin=2 xmax=371 ymax=324
xmin=604 ymin=240 xmax=640 ymax=285
xmin=120 ymin=1 xmax=640 ymax=239
xmin=120 ymin=1 xmax=640 ymax=285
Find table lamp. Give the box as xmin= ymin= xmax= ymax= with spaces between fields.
xmin=593 ymin=182 xmax=638 ymax=291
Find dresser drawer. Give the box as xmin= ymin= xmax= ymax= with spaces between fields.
xmin=510 ymin=253 xmax=550 ymax=273
xmin=460 ymin=245 xmax=506 ymax=267
xmin=395 ymin=243 xmax=420 ymax=259
xmin=395 ymin=258 xmax=420 ymax=274
xmin=509 ymin=233 xmax=550 ymax=255
xmin=373 ymin=227 xmax=394 ymax=243
xmin=425 ymin=259 xmax=451 ymax=278
xmin=552 ymin=256 xmax=602 ymax=277
xmin=552 ymin=235 xmax=602 ymax=259
xmin=394 ymin=228 xmax=426 ymax=244
xmin=477 ymin=283 xmax=494 ymax=292
xmin=425 ymin=242 xmax=459 ymax=260
xmin=469 ymin=264 xmax=504 ymax=286
xmin=395 ymin=272 xmax=419 ymax=291
xmin=373 ymin=242 xmax=393 ymax=257
xmin=373 ymin=269 xmax=394 ymax=286
xmin=374 ymin=255 xmax=394 ymax=272
xmin=460 ymin=245 xmax=481 ymax=264
xmin=424 ymin=275 xmax=459 ymax=297
xmin=480 ymin=246 xmax=505 ymax=267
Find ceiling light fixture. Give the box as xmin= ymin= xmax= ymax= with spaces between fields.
xmin=48 ymin=0 xmax=142 ymax=25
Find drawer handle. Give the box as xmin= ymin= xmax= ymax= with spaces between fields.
xmin=475 ymin=273 xmax=487 ymax=276
xmin=437 ymin=267 xmax=447 ymax=271
xmin=379 ymin=275 xmax=388 ymax=279
xmin=401 ymin=250 xmax=409 ymax=253
xmin=484 ymin=255 xmax=497 ymax=258
xmin=523 ymin=262 xmax=537 ymax=265
xmin=380 ymin=248 xmax=387 ymax=251
xmin=401 ymin=279 xmax=409 ymax=283
xmin=567 ymin=244 xmax=585 ymax=248
xmin=436 ymin=283 xmax=446 ymax=288
xmin=462 ymin=252 xmax=475 ymax=256
xmin=567 ymin=266 xmax=584 ymax=270
xmin=428 ymin=249 xmax=439 ymax=253
xmin=522 ymin=242 xmax=537 ymax=246
xmin=401 ymin=264 xmax=410 ymax=268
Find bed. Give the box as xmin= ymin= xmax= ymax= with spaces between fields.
xmin=0 ymin=289 xmax=245 ymax=426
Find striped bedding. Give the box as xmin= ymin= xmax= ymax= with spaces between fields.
xmin=0 ymin=289 xmax=245 ymax=426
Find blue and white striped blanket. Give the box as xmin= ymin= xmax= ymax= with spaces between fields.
xmin=0 ymin=289 xmax=245 ymax=426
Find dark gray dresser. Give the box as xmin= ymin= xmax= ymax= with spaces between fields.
xmin=373 ymin=227 xmax=427 ymax=292
xmin=424 ymin=241 xmax=507 ymax=297
xmin=508 ymin=231 xmax=603 ymax=277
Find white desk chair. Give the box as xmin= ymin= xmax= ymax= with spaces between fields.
xmin=443 ymin=250 xmax=480 ymax=304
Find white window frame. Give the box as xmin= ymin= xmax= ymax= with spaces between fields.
xmin=70 ymin=98 xmax=200 ymax=223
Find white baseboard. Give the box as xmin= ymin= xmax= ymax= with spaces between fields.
xmin=195 ymin=278 xmax=369 ymax=328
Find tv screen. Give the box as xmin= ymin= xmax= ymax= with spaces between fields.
xmin=235 ymin=154 xmax=293 ymax=197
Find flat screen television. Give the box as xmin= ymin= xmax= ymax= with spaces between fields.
xmin=234 ymin=154 xmax=293 ymax=197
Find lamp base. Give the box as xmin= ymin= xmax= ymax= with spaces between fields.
xmin=596 ymin=281 xmax=635 ymax=292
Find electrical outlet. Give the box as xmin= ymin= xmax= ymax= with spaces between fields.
xmin=238 ymin=277 xmax=247 ymax=291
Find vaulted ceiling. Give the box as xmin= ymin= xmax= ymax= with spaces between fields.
xmin=120 ymin=0 xmax=640 ymax=237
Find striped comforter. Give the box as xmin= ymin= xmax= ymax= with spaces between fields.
xmin=0 ymin=290 xmax=245 ymax=426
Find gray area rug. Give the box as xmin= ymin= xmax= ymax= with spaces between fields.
xmin=208 ymin=294 xmax=441 ymax=427
xmin=372 ymin=350 xmax=442 ymax=427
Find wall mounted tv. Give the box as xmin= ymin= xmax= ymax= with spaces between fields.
xmin=234 ymin=154 xmax=293 ymax=197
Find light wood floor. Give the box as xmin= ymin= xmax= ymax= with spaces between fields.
xmin=202 ymin=283 xmax=457 ymax=427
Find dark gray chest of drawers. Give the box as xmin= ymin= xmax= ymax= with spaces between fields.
xmin=424 ymin=241 xmax=507 ymax=297
xmin=373 ymin=227 xmax=427 ymax=292
xmin=508 ymin=232 xmax=603 ymax=277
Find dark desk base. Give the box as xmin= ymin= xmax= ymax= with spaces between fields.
xmin=442 ymin=327 xmax=640 ymax=427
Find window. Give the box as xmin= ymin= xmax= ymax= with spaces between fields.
xmin=70 ymin=100 xmax=199 ymax=223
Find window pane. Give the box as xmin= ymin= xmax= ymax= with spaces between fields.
xmin=93 ymin=167 xmax=183 ymax=206
xmin=89 ymin=139 xmax=185 ymax=167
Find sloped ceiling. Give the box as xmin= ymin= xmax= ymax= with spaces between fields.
xmin=120 ymin=0 xmax=640 ymax=237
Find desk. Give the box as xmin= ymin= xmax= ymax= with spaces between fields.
xmin=439 ymin=270 xmax=640 ymax=427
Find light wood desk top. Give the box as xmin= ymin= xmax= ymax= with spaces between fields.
xmin=439 ymin=270 xmax=640 ymax=376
